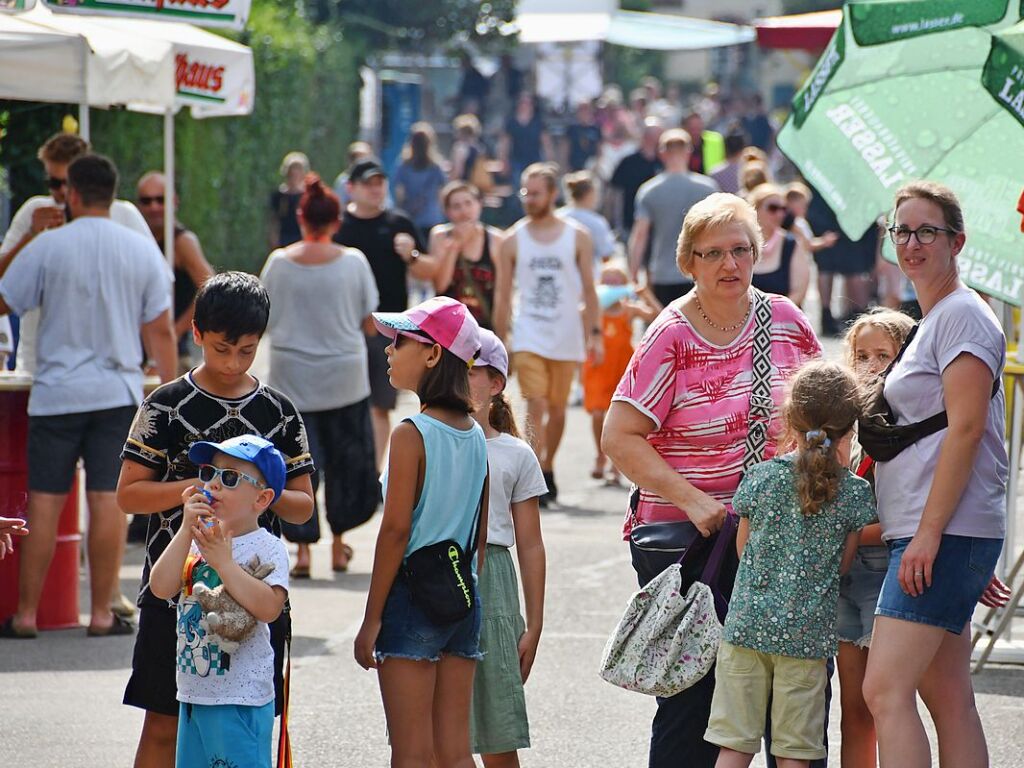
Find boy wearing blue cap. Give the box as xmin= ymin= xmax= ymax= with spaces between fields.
xmin=150 ymin=435 xmax=290 ymax=768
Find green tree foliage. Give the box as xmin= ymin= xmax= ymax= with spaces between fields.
xmin=781 ymin=0 xmax=844 ymax=14
xmin=316 ymin=0 xmax=516 ymax=47
xmin=603 ymin=0 xmax=665 ymax=93
xmin=2 ymin=1 xmax=361 ymax=273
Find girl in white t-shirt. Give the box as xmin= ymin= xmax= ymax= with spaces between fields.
xmin=467 ymin=329 xmax=548 ymax=766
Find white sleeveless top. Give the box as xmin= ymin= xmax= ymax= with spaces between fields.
xmin=511 ymin=221 xmax=585 ymax=362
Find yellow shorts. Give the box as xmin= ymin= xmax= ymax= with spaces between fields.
xmin=704 ymin=641 xmax=827 ymax=761
xmin=512 ymin=352 xmax=578 ymax=405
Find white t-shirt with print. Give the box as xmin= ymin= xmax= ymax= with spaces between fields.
xmin=176 ymin=528 xmax=290 ymax=707
xmin=0 ymin=196 xmax=154 ymax=375
xmin=875 ymin=287 xmax=1007 ymax=541
xmin=486 ymin=433 xmax=548 ymax=548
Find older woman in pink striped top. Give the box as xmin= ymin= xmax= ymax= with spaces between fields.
xmin=602 ymin=192 xmax=821 ymax=768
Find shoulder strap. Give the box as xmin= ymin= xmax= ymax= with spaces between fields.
xmin=742 ymin=290 xmax=774 ymax=472
xmin=465 ymin=473 xmax=487 ymax=557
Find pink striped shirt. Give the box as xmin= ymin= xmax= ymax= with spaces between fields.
xmin=613 ymin=294 xmax=821 ymax=537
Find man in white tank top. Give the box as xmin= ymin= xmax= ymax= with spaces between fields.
xmin=494 ymin=163 xmax=602 ymax=505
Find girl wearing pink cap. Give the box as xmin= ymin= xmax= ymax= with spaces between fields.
xmin=353 ymin=296 xmax=490 ymax=768
xmin=466 ymin=330 xmax=548 ymax=766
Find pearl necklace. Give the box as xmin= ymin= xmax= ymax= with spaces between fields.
xmin=694 ymin=292 xmax=751 ymax=332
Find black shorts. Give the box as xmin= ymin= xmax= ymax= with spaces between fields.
xmin=124 ymin=603 xmax=291 ymax=717
xmin=366 ymin=333 xmax=398 ymax=411
xmin=28 ymin=405 xmax=136 ymax=493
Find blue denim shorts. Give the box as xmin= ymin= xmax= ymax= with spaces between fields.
xmin=375 ymin=575 xmax=483 ymax=663
xmin=876 ymin=534 xmax=1002 ymax=634
xmin=838 ymin=545 xmax=889 ymax=647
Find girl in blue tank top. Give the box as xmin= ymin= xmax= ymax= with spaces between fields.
xmin=354 ymin=296 xmax=488 ymax=768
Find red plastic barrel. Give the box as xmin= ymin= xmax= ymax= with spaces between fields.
xmin=0 ymin=386 xmax=81 ymax=630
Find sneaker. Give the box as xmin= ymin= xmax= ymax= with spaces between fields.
xmin=541 ymin=470 xmax=557 ymax=505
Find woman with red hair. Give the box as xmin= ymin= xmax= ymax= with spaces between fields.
xmin=261 ymin=173 xmax=381 ymax=577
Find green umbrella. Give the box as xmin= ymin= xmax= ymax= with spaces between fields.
xmin=777 ymin=0 xmax=1024 ymax=304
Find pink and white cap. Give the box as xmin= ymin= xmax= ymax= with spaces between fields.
xmin=372 ymin=296 xmax=482 ymax=364
xmin=476 ymin=329 xmax=509 ymax=379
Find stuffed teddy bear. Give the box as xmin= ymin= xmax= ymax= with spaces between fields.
xmin=193 ymin=555 xmax=276 ymax=654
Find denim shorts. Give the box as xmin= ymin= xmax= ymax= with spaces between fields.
xmin=837 ymin=545 xmax=889 ymax=648
xmin=876 ymin=534 xmax=1002 ymax=634
xmin=375 ymin=575 xmax=483 ymax=663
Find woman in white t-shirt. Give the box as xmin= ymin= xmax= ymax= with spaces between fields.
xmin=465 ymin=329 xmax=548 ymax=766
xmin=862 ymin=182 xmax=1008 ymax=768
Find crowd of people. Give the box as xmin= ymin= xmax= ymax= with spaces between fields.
xmin=0 ymin=66 xmax=1013 ymax=768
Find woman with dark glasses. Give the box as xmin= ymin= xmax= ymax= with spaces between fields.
xmin=747 ymin=183 xmax=811 ymax=307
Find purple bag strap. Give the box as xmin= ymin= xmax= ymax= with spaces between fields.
xmin=676 ymin=512 xmax=737 ymax=622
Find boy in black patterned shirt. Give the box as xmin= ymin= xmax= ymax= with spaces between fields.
xmin=117 ymin=271 xmax=315 ymax=766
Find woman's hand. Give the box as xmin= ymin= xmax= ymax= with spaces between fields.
xmin=354 ymin=619 xmax=381 ymax=670
xmin=677 ymin=490 xmax=727 ymax=538
xmin=979 ymin=575 xmax=1012 ymax=608
xmin=899 ymin=529 xmax=941 ymax=597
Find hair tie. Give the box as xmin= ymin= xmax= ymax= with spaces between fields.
xmin=805 ymin=429 xmax=831 ymax=449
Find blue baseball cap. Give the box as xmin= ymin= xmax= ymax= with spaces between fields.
xmin=188 ymin=435 xmax=286 ymax=503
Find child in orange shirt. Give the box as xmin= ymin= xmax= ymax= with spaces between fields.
xmin=582 ymin=262 xmax=660 ymax=484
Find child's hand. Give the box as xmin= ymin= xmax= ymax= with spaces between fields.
xmin=353 ymin=619 xmax=381 ymax=670
xmin=518 ymin=627 xmax=541 ymax=683
xmin=191 ymin=519 xmax=232 ymax=571
xmin=0 ymin=516 xmax=28 ymax=561
xmin=181 ymin=485 xmax=215 ymax=530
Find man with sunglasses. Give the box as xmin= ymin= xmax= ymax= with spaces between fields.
xmin=136 ymin=171 xmax=215 ymax=372
xmin=628 ymin=129 xmax=719 ymax=307
xmin=0 ymin=132 xmax=153 ymax=374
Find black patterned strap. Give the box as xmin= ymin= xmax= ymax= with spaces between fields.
xmin=742 ymin=290 xmax=774 ymax=472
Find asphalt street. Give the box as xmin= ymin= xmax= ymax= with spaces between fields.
xmin=3 ymin=335 xmax=1024 ymax=766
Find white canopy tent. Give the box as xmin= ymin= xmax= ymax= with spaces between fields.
xmin=0 ymin=3 xmax=253 ymax=265
xmin=513 ymin=0 xmax=756 ymax=49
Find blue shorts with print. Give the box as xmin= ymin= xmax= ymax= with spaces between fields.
xmin=176 ymin=700 xmax=274 ymax=768
xmin=837 ymin=545 xmax=889 ymax=647
xmin=876 ymin=534 xmax=1002 ymax=634
xmin=375 ymin=576 xmax=483 ymax=663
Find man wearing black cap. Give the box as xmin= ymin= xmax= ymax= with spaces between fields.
xmin=334 ymin=159 xmax=435 ymax=468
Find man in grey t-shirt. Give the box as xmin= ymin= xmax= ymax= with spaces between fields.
xmin=629 ymin=129 xmax=719 ymax=307
xmin=0 ymin=154 xmax=176 ymax=639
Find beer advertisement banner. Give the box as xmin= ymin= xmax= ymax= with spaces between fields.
xmin=43 ymin=0 xmax=249 ymax=30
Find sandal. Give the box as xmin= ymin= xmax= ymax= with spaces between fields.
xmin=290 ymin=564 xmax=311 ymax=579
xmin=0 ymin=616 xmax=37 ymax=639
xmin=333 ymin=542 xmax=353 ymax=573
xmin=87 ymin=612 xmax=135 ymax=637
xmin=111 ymin=592 xmax=137 ymax=619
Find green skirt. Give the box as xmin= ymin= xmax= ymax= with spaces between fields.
xmin=470 ymin=544 xmax=530 ymax=754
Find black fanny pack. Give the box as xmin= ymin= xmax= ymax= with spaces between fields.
xmin=402 ymin=485 xmax=484 ymax=625
xmin=858 ymin=325 xmax=999 ymax=462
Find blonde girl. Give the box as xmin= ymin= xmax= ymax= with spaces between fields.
xmin=466 ymin=330 xmax=548 ymax=767
xmin=837 ymin=309 xmax=914 ymax=768
xmin=705 ymin=361 xmax=875 ymax=768
xmin=353 ymin=296 xmax=489 ymax=768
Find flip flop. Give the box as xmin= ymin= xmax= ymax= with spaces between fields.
xmin=87 ymin=613 xmax=135 ymax=637
xmin=111 ymin=592 xmax=138 ymax=619
xmin=290 ymin=564 xmax=311 ymax=579
xmin=0 ymin=617 xmax=37 ymax=639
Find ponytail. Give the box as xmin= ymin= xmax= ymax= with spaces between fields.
xmin=794 ymin=429 xmax=844 ymax=516
xmin=489 ymin=392 xmax=520 ymax=438
xmin=783 ymin=361 xmax=862 ymax=516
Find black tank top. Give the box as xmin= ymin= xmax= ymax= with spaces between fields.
xmin=444 ymin=228 xmax=496 ymax=330
xmin=751 ymin=235 xmax=796 ymax=297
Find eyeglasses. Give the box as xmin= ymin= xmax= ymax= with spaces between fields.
xmin=47 ymin=176 xmax=67 ymax=190
xmin=393 ymin=331 xmax=432 ymax=349
xmin=138 ymin=195 xmax=165 ymax=206
xmin=692 ymin=245 xmax=754 ymax=263
xmin=197 ymin=464 xmax=265 ymax=490
xmin=888 ymin=224 xmax=958 ymax=246
xmin=764 ymin=203 xmax=786 ymax=213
